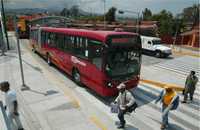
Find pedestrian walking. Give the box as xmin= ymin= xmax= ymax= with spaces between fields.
xmin=0 ymin=81 xmax=24 ymax=130
xmin=155 ymin=87 xmax=179 ymax=129
xmin=182 ymin=71 xmax=198 ymax=103
xmin=113 ymin=83 xmax=137 ymax=129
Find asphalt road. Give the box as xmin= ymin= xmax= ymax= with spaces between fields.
xmin=141 ymin=53 xmax=179 ymax=66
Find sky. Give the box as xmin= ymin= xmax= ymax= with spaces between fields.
xmin=4 ymin=0 xmax=199 ymax=16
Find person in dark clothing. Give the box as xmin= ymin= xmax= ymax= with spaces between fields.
xmin=182 ymin=71 xmax=198 ymax=103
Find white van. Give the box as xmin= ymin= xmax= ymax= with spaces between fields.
xmin=140 ymin=35 xmax=172 ymax=58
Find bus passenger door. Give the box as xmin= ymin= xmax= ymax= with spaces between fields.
xmin=83 ymin=40 xmax=104 ymax=92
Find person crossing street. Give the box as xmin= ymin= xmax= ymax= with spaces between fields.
xmin=155 ymin=87 xmax=179 ymax=129
xmin=182 ymin=71 xmax=198 ymax=103
xmin=114 ymin=83 xmax=136 ymax=129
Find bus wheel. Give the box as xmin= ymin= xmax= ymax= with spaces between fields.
xmin=72 ymin=69 xmax=81 ymax=85
xmin=155 ymin=51 xmax=161 ymax=58
xmin=47 ymin=54 xmax=52 ymax=66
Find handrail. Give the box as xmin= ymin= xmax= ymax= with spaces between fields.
xmin=0 ymin=101 xmax=12 ymax=130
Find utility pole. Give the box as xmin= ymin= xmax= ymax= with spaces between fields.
xmin=103 ymin=0 xmax=106 ymax=29
xmin=173 ymin=18 xmax=181 ymax=50
xmin=0 ymin=12 xmax=6 ymax=56
xmin=136 ymin=12 xmax=140 ymax=34
xmin=13 ymin=15 xmax=29 ymax=90
xmin=118 ymin=10 xmax=140 ymax=34
xmin=1 ymin=0 xmax=10 ymax=50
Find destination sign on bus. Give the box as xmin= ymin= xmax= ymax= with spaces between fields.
xmin=111 ymin=38 xmax=136 ymax=43
xmin=110 ymin=37 xmax=138 ymax=47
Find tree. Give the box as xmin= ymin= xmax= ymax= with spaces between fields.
xmin=60 ymin=8 xmax=70 ymax=17
xmin=142 ymin=8 xmax=152 ymax=20
xmin=105 ymin=7 xmax=117 ymax=23
xmin=70 ymin=5 xmax=79 ymax=17
xmin=182 ymin=4 xmax=199 ymax=25
xmin=151 ymin=10 xmax=174 ymax=35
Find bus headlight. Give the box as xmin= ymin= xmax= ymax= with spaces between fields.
xmin=107 ymin=82 xmax=113 ymax=87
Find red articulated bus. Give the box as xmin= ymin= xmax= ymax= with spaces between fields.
xmin=30 ymin=27 xmax=142 ymax=96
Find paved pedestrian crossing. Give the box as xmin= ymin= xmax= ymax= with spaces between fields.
xmin=153 ymin=56 xmax=200 ymax=91
xmin=128 ymin=83 xmax=200 ymax=130
xmin=154 ymin=56 xmax=200 ymax=78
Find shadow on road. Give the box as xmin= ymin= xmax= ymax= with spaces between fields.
xmin=4 ymin=54 xmax=43 ymax=73
xmin=142 ymin=51 xmax=174 ymax=60
xmin=131 ymin=87 xmax=157 ymax=107
xmin=125 ymin=124 xmax=139 ymax=130
xmin=169 ymin=123 xmax=185 ymax=130
xmin=21 ymin=85 xmax=59 ymax=97
xmin=115 ymin=121 xmax=139 ymax=130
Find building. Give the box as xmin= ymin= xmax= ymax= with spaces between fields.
xmin=180 ymin=23 xmax=199 ymax=47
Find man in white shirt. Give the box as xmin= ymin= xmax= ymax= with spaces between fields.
xmin=115 ymin=83 xmax=135 ymax=129
xmin=0 ymin=81 xmax=24 ymax=130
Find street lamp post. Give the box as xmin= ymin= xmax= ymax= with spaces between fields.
xmin=103 ymin=0 xmax=106 ymax=29
xmin=173 ymin=18 xmax=181 ymax=51
xmin=1 ymin=0 xmax=10 ymax=50
xmin=104 ymin=0 xmax=106 ymax=29
xmin=13 ymin=15 xmax=29 ymax=90
xmin=0 ymin=12 xmax=6 ymax=56
xmin=118 ymin=10 xmax=140 ymax=34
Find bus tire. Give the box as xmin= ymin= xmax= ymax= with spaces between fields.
xmin=72 ymin=69 xmax=81 ymax=85
xmin=155 ymin=51 xmax=162 ymax=58
xmin=47 ymin=54 xmax=52 ymax=66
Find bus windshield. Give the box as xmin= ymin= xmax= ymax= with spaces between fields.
xmin=105 ymin=48 xmax=140 ymax=79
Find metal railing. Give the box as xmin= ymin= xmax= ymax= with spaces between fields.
xmin=0 ymin=101 xmax=12 ymax=130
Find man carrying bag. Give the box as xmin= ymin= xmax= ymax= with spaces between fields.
xmin=112 ymin=83 xmax=137 ymax=129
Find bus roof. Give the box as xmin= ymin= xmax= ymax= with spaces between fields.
xmin=40 ymin=27 xmax=138 ymax=43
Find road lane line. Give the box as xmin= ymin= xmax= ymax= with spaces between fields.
xmin=90 ymin=116 xmax=108 ymax=130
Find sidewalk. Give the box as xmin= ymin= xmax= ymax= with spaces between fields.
xmin=171 ymin=45 xmax=199 ymax=57
xmin=0 ymin=38 xmax=117 ymax=130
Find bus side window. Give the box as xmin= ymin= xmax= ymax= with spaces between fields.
xmin=41 ymin=31 xmax=46 ymax=45
xmin=80 ymin=37 xmax=88 ymax=58
xmin=49 ymin=33 xmax=56 ymax=47
xmin=64 ymin=35 xmax=70 ymax=52
xmin=73 ymin=36 xmax=88 ymax=59
xmin=57 ymin=34 xmax=65 ymax=51
xmin=45 ymin=32 xmax=49 ymax=45
xmin=88 ymin=39 xmax=102 ymax=70
xmin=35 ymin=30 xmax=38 ymax=43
